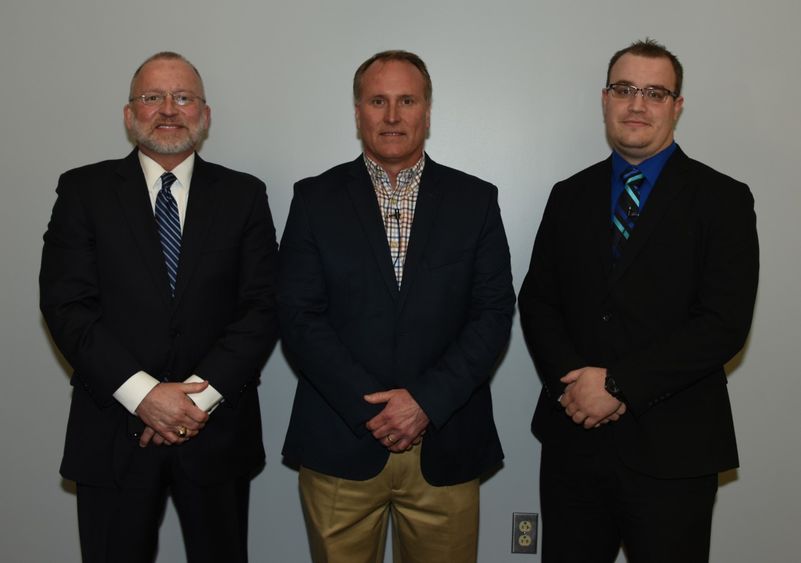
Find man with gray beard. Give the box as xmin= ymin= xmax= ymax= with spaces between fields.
xmin=40 ymin=51 xmax=278 ymax=563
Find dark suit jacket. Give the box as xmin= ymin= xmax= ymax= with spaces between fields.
xmin=40 ymin=149 xmax=278 ymax=487
xmin=518 ymin=147 xmax=759 ymax=479
xmin=277 ymin=155 xmax=515 ymax=486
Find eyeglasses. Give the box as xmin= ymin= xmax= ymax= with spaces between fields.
xmin=129 ymin=92 xmax=206 ymax=107
xmin=606 ymin=83 xmax=678 ymax=103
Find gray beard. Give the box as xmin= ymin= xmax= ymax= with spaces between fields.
xmin=127 ymin=121 xmax=207 ymax=155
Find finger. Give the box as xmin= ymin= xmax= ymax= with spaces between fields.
xmin=161 ymin=429 xmax=186 ymax=445
xmin=152 ymin=433 xmax=166 ymax=446
xmin=583 ymin=417 xmax=599 ymax=429
xmin=368 ymin=418 xmax=392 ymax=438
xmin=185 ymin=409 xmax=210 ymax=425
xmin=139 ymin=427 xmax=156 ymax=448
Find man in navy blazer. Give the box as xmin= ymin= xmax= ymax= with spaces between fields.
xmin=518 ymin=40 xmax=759 ymax=562
xmin=40 ymin=52 xmax=277 ymax=563
xmin=278 ymin=50 xmax=514 ymax=562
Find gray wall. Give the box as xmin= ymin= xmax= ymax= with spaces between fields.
xmin=2 ymin=1 xmax=799 ymax=561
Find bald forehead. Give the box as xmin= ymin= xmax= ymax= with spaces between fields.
xmin=129 ymin=57 xmax=205 ymax=98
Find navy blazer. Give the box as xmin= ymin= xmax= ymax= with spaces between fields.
xmin=40 ymin=149 xmax=278 ymax=486
xmin=519 ymin=147 xmax=759 ymax=478
xmin=278 ymin=155 xmax=515 ymax=486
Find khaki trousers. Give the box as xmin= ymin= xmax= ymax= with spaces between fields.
xmin=299 ymin=445 xmax=479 ymax=563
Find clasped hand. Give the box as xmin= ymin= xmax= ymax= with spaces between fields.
xmin=135 ymin=381 xmax=210 ymax=447
xmin=559 ymin=367 xmax=626 ymax=429
xmin=364 ymin=389 xmax=429 ymax=452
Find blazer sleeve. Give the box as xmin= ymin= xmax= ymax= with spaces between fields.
xmin=405 ymin=189 xmax=516 ymax=430
xmin=518 ymin=181 xmax=587 ymax=401
xmin=277 ymin=185 xmax=385 ymax=436
xmin=192 ymin=183 xmax=279 ymax=407
xmin=39 ymin=174 xmax=142 ymax=405
xmin=610 ymin=178 xmax=759 ymax=414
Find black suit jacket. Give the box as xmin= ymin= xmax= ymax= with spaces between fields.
xmin=518 ymin=147 xmax=759 ymax=479
xmin=278 ymin=155 xmax=515 ymax=486
xmin=40 ymin=149 xmax=278 ymax=486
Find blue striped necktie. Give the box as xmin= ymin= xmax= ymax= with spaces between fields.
xmin=612 ymin=167 xmax=644 ymax=260
xmin=155 ymin=172 xmax=181 ymax=296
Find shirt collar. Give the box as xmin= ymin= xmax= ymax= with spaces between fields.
xmin=138 ymin=151 xmax=195 ymax=192
xmin=363 ymin=153 xmax=426 ymax=194
xmin=612 ymin=142 xmax=677 ymax=185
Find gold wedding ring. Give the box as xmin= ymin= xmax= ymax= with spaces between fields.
xmin=386 ymin=434 xmax=395 ymax=444
xmin=177 ymin=426 xmax=188 ymax=438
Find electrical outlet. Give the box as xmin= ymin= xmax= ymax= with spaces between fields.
xmin=511 ymin=512 xmax=538 ymax=554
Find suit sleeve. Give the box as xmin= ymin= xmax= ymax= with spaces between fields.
xmin=405 ymin=189 xmax=516 ymax=430
xmin=277 ymin=186 xmax=385 ymax=436
xmin=518 ymin=182 xmax=587 ymax=402
xmin=39 ymin=175 xmax=142 ymax=405
xmin=192 ymin=184 xmax=279 ymax=408
xmin=610 ymin=180 xmax=759 ymax=414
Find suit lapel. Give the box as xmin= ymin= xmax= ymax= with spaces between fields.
xmin=113 ymin=150 xmax=173 ymax=306
xmin=398 ymin=155 xmax=442 ymax=312
xmin=345 ymin=157 xmax=400 ymax=300
xmin=609 ymin=148 xmax=691 ymax=284
xmin=583 ymin=158 xmax=616 ymax=278
xmin=173 ymin=155 xmax=222 ymax=304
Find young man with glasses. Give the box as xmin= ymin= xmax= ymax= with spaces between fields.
xmin=40 ymin=52 xmax=278 ymax=563
xmin=519 ymin=39 xmax=759 ymax=563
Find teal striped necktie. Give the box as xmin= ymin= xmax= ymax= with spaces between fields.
xmin=612 ymin=167 xmax=644 ymax=260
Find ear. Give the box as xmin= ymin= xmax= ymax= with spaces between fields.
xmin=354 ymin=104 xmax=362 ymax=137
xmin=601 ymin=88 xmax=609 ymax=121
xmin=123 ymin=104 xmax=133 ymax=129
xmin=672 ymin=95 xmax=684 ymax=124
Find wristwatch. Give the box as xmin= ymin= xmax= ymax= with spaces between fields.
xmin=604 ymin=373 xmax=623 ymax=400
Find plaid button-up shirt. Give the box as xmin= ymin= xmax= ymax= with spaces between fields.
xmin=364 ymin=154 xmax=425 ymax=287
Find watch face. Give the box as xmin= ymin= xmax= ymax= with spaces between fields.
xmin=605 ymin=375 xmax=620 ymax=397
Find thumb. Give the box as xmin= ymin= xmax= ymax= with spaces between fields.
xmin=180 ymin=380 xmax=210 ymax=394
xmin=363 ymin=391 xmax=389 ymax=404
xmin=560 ymin=370 xmax=580 ymax=384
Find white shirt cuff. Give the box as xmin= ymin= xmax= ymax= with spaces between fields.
xmin=113 ymin=371 xmax=160 ymax=414
xmin=184 ymin=375 xmax=223 ymax=413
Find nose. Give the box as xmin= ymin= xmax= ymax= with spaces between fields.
xmin=628 ymin=91 xmax=647 ymax=111
xmin=384 ymin=102 xmax=400 ymax=123
xmin=159 ymin=93 xmax=179 ymax=115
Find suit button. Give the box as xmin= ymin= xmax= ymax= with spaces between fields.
xmin=170 ymin=329 xmax=181 ymax=338
xmin=602 ymin=313 xmax=612 ymax=322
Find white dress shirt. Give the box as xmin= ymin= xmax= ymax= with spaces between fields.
xmin=112 ymin=152 xmax=222 ymax=414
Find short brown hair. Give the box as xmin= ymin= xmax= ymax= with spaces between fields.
xmin=129 ymin=51 xmax=204 ymax=98
xmin=607 ymin=39 xmax=683 ymax=95
xmin=353 ymin=50 xmax=432 ymax=103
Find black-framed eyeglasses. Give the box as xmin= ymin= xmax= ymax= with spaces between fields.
xmin=606 ymin=83 xmax=678 ymax=103
xmin=129 ymin=91 xmax=206 ymax=107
